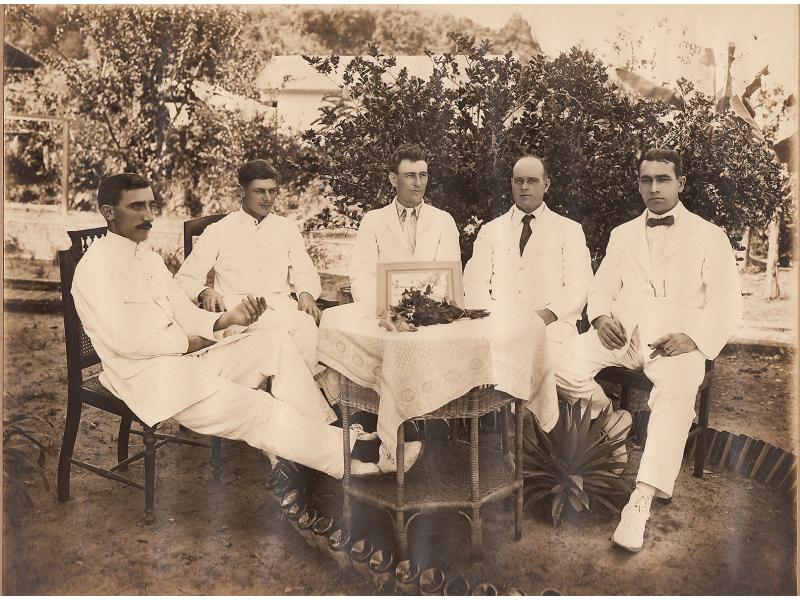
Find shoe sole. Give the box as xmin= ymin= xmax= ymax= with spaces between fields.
xmin=611 ymin=536 xmax=643 ymax=552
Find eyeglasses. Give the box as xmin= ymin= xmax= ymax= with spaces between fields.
xmin=512 ymin=177 xmax=541 ymax=186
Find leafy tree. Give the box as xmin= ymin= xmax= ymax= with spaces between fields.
xmin=7 ymin=5 xmax=303 ymax=215
xmin=301 ymin=35 xmax=788 ymax=265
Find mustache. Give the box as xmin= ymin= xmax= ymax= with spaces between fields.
xmin=136 ymin=222 xmax=153 ymax=230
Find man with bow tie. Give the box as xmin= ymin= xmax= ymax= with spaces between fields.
xmin=348 ymin=143 xmax=461 ymax=313
xmin=555 ymin=149 xmax=742 ymax=552
xmin=463 ymin=154 xmax=593 ymax=357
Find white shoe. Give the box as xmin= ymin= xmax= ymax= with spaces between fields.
xmin=376 ymin=441 xmax=423 ymax=474
xmin=314 ymin=366 xmax=341 ymax=406
xmin=604 ymin=409 xmax=632 ymax=474
xmin=612 ymin=488 xmax=652 ymax=552
xmin=349 ymin=423 xmax=379 ymax=442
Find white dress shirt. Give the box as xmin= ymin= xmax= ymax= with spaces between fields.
xmin=72 ymin=232 xmax=224 ymax=425
xmin=175 ymin=210 xmax=321 ymax=312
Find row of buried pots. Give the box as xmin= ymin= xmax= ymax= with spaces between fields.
xmin=265 ymin=467 xmax=562 ymax=596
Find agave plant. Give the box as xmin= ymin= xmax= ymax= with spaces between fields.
xmin=3 ymin=414 xmax=56 ymax=507
xmin=523 ymin=402 xmax=633 ymax=526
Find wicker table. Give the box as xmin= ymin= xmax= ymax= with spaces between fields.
xmin=316 ymin=303 xmax=559 ymax=561
xmin=340 ymin=377 xmax=523 ymax=561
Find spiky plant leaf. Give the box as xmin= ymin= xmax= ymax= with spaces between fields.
xmin=523 ymin=402 xmax=634 ymax=526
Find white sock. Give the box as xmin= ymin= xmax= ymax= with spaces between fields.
xmin=634 ymin=482 xmax=656 ymax=502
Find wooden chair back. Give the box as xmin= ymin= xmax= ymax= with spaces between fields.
xmin=59 ymin=227 xmax=108 ymax=381
xmin=183 ymin=214 xmax=227 ymax=258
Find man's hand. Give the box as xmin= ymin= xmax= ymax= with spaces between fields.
xmin=298 ymin=291 xmax=322 ymax=325
xmin=534 ymin=308 xmax=557 ymax=326
xmin=198 ymin=288 xmax=226 ymax=312
xmin=592 ymin=315 xmax=627 ymax=350
xmin=214 ymin=295 xmax=267 ymax=331
xmin=648 ymin=333 xmax=698 ymax=359
xmin=186 ymin=335 xmax=216 ymax=354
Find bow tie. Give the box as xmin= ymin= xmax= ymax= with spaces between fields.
xmin=646 ymin=215 xmax=675 ymax=227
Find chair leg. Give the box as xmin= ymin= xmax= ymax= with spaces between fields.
xmin=694 ymin=386 xmax=711 ymax=478
xmin=143 ymin=426 xmax=156 ymax=525
xmin=500 ymin=406 xmax=511 ymax=459
xmin=117 ymin=417 xmax=132 ymax=470
xmin=341 ymin=403 xmax=352 ymax=532
xmin=211 ymin=436 xmax=222 ymax=481
xmin=57 ymin=395 xmax=83 ymax=502
xmin=514 ymin=400 xmax=524 ymax=542
xmin=620 ymin=384 xmax=632 ymax=412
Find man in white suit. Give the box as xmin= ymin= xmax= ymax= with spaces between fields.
xmin=72 ymin=173 xmax=420 ymax=481
xmin=555 ymin=149 xmax=742 ymax=551
xmin=175 ymin=160 xmax=334 ymax=423
xmin=348 ymin=143 xmax=461 ymax=312
xmin=463 ymin=154 xmax=593 ymax=356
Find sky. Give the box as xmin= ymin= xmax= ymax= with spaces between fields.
xmin=421 ymin=4 xmax=798 ymax=98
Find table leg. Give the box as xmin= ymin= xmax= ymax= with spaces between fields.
xmin=342 ymin=403 xmax=352 ymax=531
xmin=514 ymin=399 xmax=524 ymax=541
xmin=395 ymin=423 xmax=407 ymax=559
xmin=470 ymin=415 xmax=482 ymax=561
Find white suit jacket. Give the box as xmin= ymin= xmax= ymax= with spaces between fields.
xmin=463 ymin=203 xmax=593 ymax=340
xmin=587 ymin=203 xmax=742 ymax=360
xmin=348 ymin=200 xmax=461 ymax=307
xmin=73 ymin=232 xmax=225 ymax=426
xmin=175 ymin=210 xmax=321 ymax=312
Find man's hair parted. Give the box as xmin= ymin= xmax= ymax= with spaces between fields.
xmin=96 ymin=172 xmax=151 ymax=209
xmin=238 ymin=159 xmax=280 ymax=187
xmin=638 ymin=148 xmax=683 ymax=178
xmin=388 ymin=143 xmax=428 ymax=173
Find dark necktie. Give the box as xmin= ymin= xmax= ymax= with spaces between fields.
xmin=519 ymin=213 xmax=534 ymax=256
xmin=646 ymin=215 xmax=675 ymax=227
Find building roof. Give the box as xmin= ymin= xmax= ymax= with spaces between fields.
xmin=256 ymin=54 xmax=499 ymax=92
xmin=4 ymin=42 xmax=42 ymax=72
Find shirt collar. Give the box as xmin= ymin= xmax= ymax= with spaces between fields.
xmin=394 ymin=197 xmax=424 ymax=219
xmin=236 ymin=208 xmax=271 ymax=227
xmin=510 ymin=202 xmax=546 ymax=227
xmin=646 ymin=200 xmax=685 ymax=224
xmin=105 ymin=230 xmax=147 ymax=257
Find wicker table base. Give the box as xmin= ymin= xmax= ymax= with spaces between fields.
xmin=340 ymin=377 xmax=524 ymax=561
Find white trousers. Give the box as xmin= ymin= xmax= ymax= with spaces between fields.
xmin=172 ymin=330 xmax=346 ymax=478
xmin=555 ymin=327 xmax=706 ymax=496
xmin=242 ymin=308 xmax=319 ymax=374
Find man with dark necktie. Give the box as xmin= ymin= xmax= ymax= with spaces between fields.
xmin=555 ymin=149 xmax=742 ymax=552
xmin=463 ymin=154 xmax=594 ymax=357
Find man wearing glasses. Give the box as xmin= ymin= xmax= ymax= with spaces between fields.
xmin=175 ymin=159 xmax=335 ymax=424
xmin=463 ymin=154 xmax=593 ymax=354
xmin=555 ymin=149 xmax=742 ymax=552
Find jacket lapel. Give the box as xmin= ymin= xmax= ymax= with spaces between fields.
xmin=626 ymin=211 xmax=652 ymax=276
xmin=522 ymin=204 xmax=555 ymax=258
xmin=660 ymin=210 xmax=697 ymax=261
xmin=379 ymin=202 xmax=409 ymax=252
xmin=413 ymin=204 xmax=435 ymax=258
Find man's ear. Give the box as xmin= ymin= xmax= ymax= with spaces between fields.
xmin=544 ymin=178 xmax=551 ymax=194
xmin=100 ymin=204 xmax=114 ymax=223
xmin=388 ymin=171 xmax=398 ymax=189
xmin=678 ymin=176 xmax=686 ymax=193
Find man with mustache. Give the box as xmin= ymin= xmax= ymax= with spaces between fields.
xmin=555 ymin=149 xmax=742 ymax=552
xmin=348 ymin=143 xmax=461 ymax=313
xmin=72 ymin=172 xmax=421 ymax=480
xmin=175 ymin=160 xmax=334 ymax=423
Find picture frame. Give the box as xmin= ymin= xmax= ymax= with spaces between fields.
xmin=376 ymin=261 xmax=464 ymax=316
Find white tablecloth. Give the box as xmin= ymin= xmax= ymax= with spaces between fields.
xmin=317 ymin=302 xmax=559 ymax=448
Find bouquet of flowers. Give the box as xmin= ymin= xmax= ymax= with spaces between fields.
xmin=378 ymin=285 xmax=490 ymax=332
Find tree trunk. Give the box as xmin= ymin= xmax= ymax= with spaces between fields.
xmin=742 ymin=227 xmax=752 ymax=270
xmin=761 ymin=213 xmax=781 ymax=300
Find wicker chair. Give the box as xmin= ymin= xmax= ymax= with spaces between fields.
xmin=57 ymin=227 xmax=220 ymax=525
xmin=340 ymin=378 xmax=523 ymax=562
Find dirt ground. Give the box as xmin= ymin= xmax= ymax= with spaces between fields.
xmin=2 ymin=302 xmax=796 ymax=595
